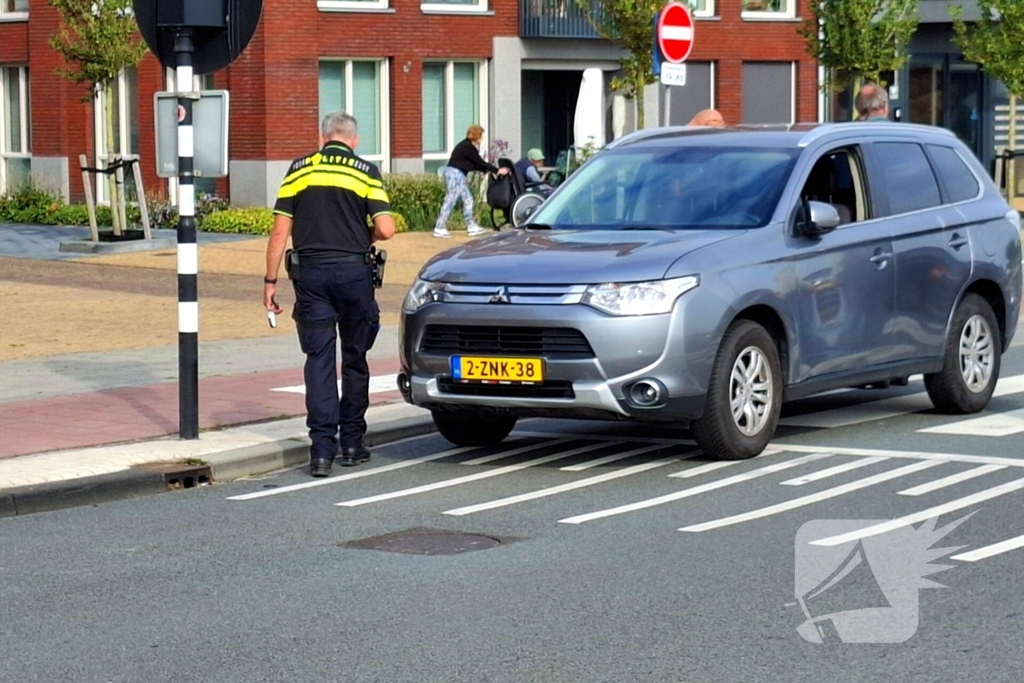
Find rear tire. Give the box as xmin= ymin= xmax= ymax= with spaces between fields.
xmin=431 ymin=409 xmax=518 ymax=447
xmin=693 ymin=320 xmax=783 ymax=460
xmin=924 ymin=293 xmax=1001 ymax=414
xmin=511 ymin=193 xmax=545 ymax=227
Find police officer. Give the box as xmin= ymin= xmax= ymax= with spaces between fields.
xmin=264 ymin=111 xmax=396 ymax=478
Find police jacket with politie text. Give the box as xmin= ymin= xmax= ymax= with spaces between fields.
xmin=273 ymin=141 xmax=393 ymax=264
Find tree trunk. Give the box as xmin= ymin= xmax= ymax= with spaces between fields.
xmin=851 ymin=73 xmax=863 ymax=121
xmin=104 ymin=81 xmax=122 ymax=236
xmin=1009 ymin=94 xmax=1018 ymax=204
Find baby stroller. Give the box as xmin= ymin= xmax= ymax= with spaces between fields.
xmin=486 ymin=158 xmax=553 ymax=229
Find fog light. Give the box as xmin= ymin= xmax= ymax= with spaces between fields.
xmin=628 ymin=380 xmax=664 ymax=407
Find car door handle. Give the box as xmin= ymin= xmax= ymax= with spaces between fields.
xmin=949 ymin=234 xmax=969 ymax=249
xmin=870 ymin=252 xmax=893 ymax=264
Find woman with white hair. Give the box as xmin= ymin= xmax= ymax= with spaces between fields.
xmin=433 ymin=124 xmax=509 ymax=238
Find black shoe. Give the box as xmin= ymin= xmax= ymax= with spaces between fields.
xmin=339 ymin=444 xmax=371 ymax=467
xmin=310 ymin=458 xmax=333 ymax=478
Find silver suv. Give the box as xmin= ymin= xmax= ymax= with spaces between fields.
xmin=398 ymin=123 xmax=1023 ymax=460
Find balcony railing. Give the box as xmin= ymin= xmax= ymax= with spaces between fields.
xmin=520 ymin=0 xmax=603 ymax=38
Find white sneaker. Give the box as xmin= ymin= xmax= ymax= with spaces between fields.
xmin=433 ymin=227 xmax=451 ymax=238
xmin=467 ymin=226 xmax=487 ymax=237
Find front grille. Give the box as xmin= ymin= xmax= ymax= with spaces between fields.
xmin=421 ymin=325 xmax=595 ymax=359
xmin=438 ymin=378 xmax=575 ymax=399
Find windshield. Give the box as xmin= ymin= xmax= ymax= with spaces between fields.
xmin=528 ymin=145 xmax=801 ymax=230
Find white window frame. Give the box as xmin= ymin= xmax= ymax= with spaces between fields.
xmin=422 ymin=60 xmax=489 ymax=170
xmin=319 ymin=58 xmax=391 ymax=173
xmin=0 ymin=65 xmax=31 ymax=195
xmin=318 ymin=0 xmax=390 ymax=12
xmin=789 ymin=61 xmax=797 ymax=124
xmin=741 ymin=0 xmax=795 ymax=20
xmin=421 ymin=0 xmax=488 ymax=15
xmin=92 ymin=68 xmax=138 ymax=204
xmin=0 ymin=0 xmax=29 ymax=21
xmin=687 ymin=0 xmax=715 ymax=18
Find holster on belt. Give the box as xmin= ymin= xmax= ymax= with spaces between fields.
xmin=284 ymin=249 xmax=300 ymax=281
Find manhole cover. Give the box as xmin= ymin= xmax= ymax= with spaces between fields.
xmin=338 ymin=528 xmax=514 ymax=556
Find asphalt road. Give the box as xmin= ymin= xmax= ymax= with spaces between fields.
xmin=4 ymin=349 xmax=1024 ymax=682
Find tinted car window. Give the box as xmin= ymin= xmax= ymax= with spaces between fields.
xmin=530 ymin=146 xmax=801 ymax=230
xmin=873 ymin=142 xmax=942 ymax=215
xmin=927 ymin=144 xmax=981 ymax=203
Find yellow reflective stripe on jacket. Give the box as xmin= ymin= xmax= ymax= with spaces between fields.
xmin=277 ymin=169 xmax=391 ymax=201
xmin=278 ymin=162 xmax=383 ymax=194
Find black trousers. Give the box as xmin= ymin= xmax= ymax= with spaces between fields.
xmin=292 ymin=262 xmax=380 ymax=460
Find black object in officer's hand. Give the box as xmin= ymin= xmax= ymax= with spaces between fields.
xmin=370 ymin=247 xmax=388 ymax=289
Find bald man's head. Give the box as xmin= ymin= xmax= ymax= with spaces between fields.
xmin=855 ymin=82 xmax=889 ymax=120
xmin=688 ymin=109 xmax=726 ymax=127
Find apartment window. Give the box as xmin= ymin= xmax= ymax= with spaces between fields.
xmin=741 ymin=0 xmax=794 ymax=19
xmin=663 ymin=62 xmax=714 ymax=125
xmin=687 ymin=0 xmax=714 ymax=17
xmin=93 ymin=67 xmax=140 ymax=203
xmin=742 ymin=62 xmax=796 ymax=124
xmin=1 ymin=66 xmax=31 ymax=194
xmin=318 ymin=0 xmax=389 ymax=11
xmin=421 ymin=0 xmax=488 ymax=14
xmin=319 ymin=59 xmax=390 ymax=171
xmin=423 ymin=61 xmax=488 ymax=173
xmin=1 ymin=0 xmax=29 ymax=16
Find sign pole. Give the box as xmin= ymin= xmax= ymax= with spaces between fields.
xmin=174 ymin=28 xmax=199 ymax=440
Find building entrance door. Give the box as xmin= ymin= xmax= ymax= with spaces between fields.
xmin=908 ymin=56 xmax=983 ymax=158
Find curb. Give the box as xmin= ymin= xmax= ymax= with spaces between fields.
xmin=0 ymin=414 xmax=436 ymax=519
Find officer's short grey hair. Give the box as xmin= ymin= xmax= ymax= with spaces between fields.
xmin=321 ymin=111 xmax=358 ymax=140
xmin=855 ymin=83 xmax=888 ymax=118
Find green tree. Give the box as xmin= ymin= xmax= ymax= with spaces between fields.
xmin=577 ymin=0 xmax=663 ymax=126
xmin=953 ymin=0 xmax=1024 ymax=200
xmin=799 ymin=0 xmax=919 ymax=117
xmin=48 ymin=0 xmax=147 ymax=235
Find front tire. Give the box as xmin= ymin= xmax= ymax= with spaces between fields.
xmin=925 ymin=293 xmax=1001 ymax=414
xmin=431 ymin=409 xmax=518 ymax=447
xmin=693 ymin=320 xmax=783 ymax=460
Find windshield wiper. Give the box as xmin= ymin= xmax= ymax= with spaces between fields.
xmin=524 ymin=223 xmax=554 ymax=230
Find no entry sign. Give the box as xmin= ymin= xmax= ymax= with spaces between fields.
xmin=657 ymin=1 xmax=694 ymax=64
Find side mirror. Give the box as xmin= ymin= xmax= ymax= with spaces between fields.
xmin=796 ymin=200 xmax=841 ymax=238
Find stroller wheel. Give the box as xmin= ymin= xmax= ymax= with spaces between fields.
xmin=511 ymin=193 xmax=546 ymax=227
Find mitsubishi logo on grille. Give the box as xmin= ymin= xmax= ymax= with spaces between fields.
xmin=489 ymin=286 xmax=511 ymax=304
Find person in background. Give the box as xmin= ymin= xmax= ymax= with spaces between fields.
xmin=687 ymin=109 xmax=726 ymax=127
xmin=514 ymin=148 xmax=554 ymax=196
xmin=433 ymin=124 xmax=509 ymax=239
xmin=855 ymin=83 xmax=890 ymax=121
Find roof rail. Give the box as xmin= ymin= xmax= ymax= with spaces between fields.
xmin=797 ymin=121 xmax=957 ymax=146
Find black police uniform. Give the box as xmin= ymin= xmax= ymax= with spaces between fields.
xmin=273 ymin=141 xmax=391 ymax=465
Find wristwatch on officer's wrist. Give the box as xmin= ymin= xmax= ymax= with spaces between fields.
xmin=264 ymin=277 xmax=277 ymax=285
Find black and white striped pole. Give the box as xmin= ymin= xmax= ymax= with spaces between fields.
xmin=175 ymin=29 xmax=199 ymax=440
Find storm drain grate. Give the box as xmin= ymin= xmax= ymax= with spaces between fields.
xmin=338 ymin=528 xmax=517 ymax=556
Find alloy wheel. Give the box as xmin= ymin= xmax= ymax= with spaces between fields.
xmin=959 ymin=314 xmax=995 ymax=394
xmin=729 ymin=346 xmax=773 ymax=436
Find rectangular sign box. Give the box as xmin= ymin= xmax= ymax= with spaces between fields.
xmin=154 ymin=90 xmax=230 ymax=179
xmin=660 ymin=63 xmax=687 ymax=87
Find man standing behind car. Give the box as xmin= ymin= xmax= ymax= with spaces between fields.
xmin=264 ymin=111 xmax=396 ymax=478
xmin=855 ymin=83 xmax=890 ymax=121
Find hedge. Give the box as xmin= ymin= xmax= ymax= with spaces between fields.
xmin=383 ymin=173 xmax=498 ymax=231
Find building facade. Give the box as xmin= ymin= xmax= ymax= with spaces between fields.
xmin=1 ymin=0 xmax=819 ymax=207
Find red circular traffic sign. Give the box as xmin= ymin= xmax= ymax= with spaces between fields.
xmin=657 ymin=1 xmax=695 ymax=64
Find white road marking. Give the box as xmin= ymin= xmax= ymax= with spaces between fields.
xmin=666 ymin=449 xmax=782 ymax=479
xmin=560 ymin=443 xmax=671 ymax=471
xmin=810 ymin=477 xmax=1024 ymax=547
xmin=513 ymin=430 xmax=697 ymax=447
xmin=919 ymin=407 xmax=1024 ymax=437
xmin=444 ymin=451 xmax=681 ymax=516
xmin=271 ymin=374 xmax=399 ymax=395
xmin=335 ymin=442 xmax=610 ymax=507
xmin=225 ymin=446 xmax=476 ymax=501
xmin=678 ymin=460 xmax=944 ymax=533
xmin=779 ymin=456 xmax=890 ymax=486
xmin=557 ymin=452 xmax=835 ymax=525
xmin=898 ymin=464 xmax=1007 ymax=496
xmin=776 ymin=443 xmax=1024 ymax=469
xmin=779 ymin=373 xmax=1024 ymax=429
xmin=951 ymin=534 xmax=1024 ymax=562
xmin=461 ymin=439 xmax=575 ymax=466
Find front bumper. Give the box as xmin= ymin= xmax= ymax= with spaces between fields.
xmin=399 ymin=298 xmax=718 ymax=422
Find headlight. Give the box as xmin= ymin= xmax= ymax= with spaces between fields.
xmin=582 ymin=276 xmax=699 ymax=316
xmin=403 ymin=279 xmax=442 ymax=313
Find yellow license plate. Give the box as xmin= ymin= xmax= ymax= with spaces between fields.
xmin=452 ymin=356 xmax=544 ymax=382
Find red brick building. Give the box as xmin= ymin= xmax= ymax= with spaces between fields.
xmin=0 ymin=0 xmax=819 ymax=207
